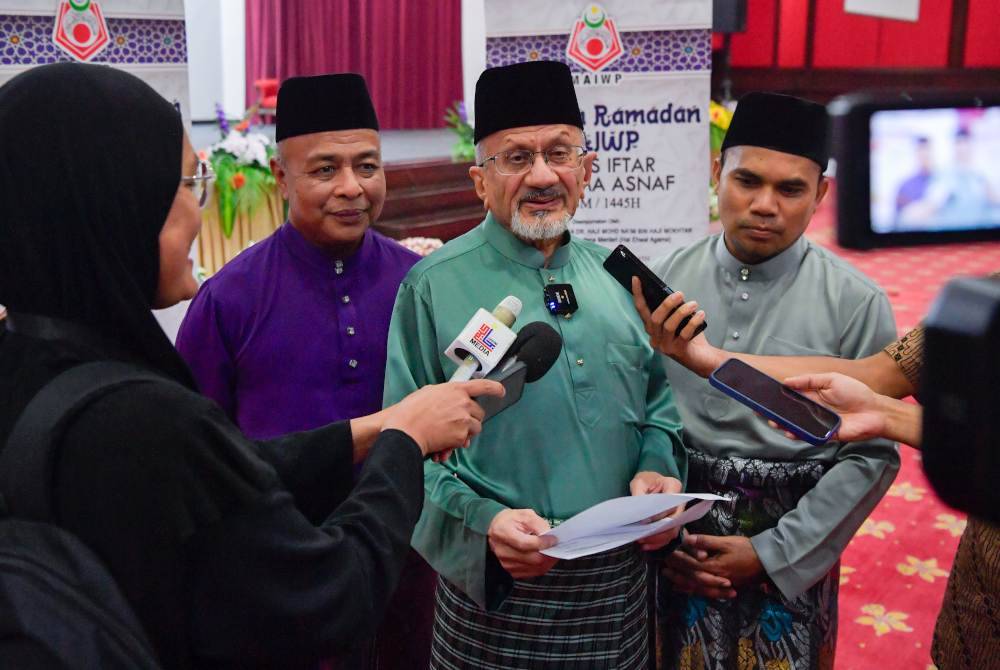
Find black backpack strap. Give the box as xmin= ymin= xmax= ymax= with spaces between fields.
xmin=0 ymin=361 xmax=164 ymax=522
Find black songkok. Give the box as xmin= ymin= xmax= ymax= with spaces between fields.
xmin=722 ymin=92 xmax=829 ymax=168
xmin=275 ymin=73 xmax=379 ymax=142
xmin=473 ymin=61 xmax=583 ymax=144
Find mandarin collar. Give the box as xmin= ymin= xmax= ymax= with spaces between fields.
xmin=481 ymin=212 xmax=572 ymax=269
xmin=278 ymin=221 xmax=374 ymax=275
xmin=713 ymin=233 xmax=808 ymax=283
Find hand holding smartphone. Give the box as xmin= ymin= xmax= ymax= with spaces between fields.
xmin=603 ymin=244 xmax=707 ymax=337
xmin=709 ymin=358 xmax=841 ymax=446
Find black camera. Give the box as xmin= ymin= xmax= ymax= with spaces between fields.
xmin=922 ymin=276 xmax=1000 ymax=524
xmin=830 ymin=91 xmax=1000 ymax=249
xmin=832 ymin=92 xmax=1000 ymax=521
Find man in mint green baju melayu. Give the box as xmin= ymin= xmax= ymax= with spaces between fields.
xmin=383 ymin=60 xmax=687 ymax=669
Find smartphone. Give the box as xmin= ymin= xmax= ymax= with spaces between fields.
xmin=708 ymin=358 xmax=841 ymax=446
xmin=603 ymin=244 xmax=707 ymax=337
xmin=475 ymin=360 xmax=528 ymax=422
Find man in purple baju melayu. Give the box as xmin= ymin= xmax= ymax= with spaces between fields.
xmin=176 ymin=73 xmax=429 ymax=670
xmin=177 ymin=74 xmax=418 ymax=439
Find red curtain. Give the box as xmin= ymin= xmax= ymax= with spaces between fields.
xmin=245 ymin=0 xmax=463 ymax=129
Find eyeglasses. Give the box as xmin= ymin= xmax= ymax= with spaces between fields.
xmin=182 ymin=159 xmax=216 ymax=208
xmin=478 ymin=145 xmax=587 ymax=176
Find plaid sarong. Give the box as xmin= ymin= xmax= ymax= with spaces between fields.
xmin=431 ymin=544 xmax=649 ymax=669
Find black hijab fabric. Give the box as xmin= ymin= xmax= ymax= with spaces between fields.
xmin=0 ymin=62 xmax=194 ymax=387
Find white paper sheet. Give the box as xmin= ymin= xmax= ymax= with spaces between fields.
xmin=540 ymin=493 xmax=727 ymax=560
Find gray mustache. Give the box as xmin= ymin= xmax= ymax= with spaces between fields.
xmin=520 ymin=188 xmax=565 ymax=204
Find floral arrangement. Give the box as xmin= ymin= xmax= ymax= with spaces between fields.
xmin=398 ymin=236 xmax=444 ymax=257
xmin=709 ymin=100 xmax=733 ymax=155
xmin=444 ymin=100 xmax=475 ymax=162
xmin=204 ymin=103 xmax=277 ymax=237
xmin=709 ymin=101 xmax=734 ymax=223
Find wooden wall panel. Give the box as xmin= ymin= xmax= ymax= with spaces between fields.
xmin=727 ymin=0 xmax=777 ymax=67
xmin=724 ymin=68 xmax=1000 ymax=104
xmin=776 ymin=0 xmax=808 ymax=68
xmin=714 ymin=0 xmax=999 ymax=101
xmin=965 ymin=0 xmax=1000 ymax=66
xmin=876 ymin=0 xmax=952 ymax=67
xmin=812 ymin=0 xmax=880 ymax=68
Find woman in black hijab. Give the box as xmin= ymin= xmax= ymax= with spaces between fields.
xmin=0 ymin=63 xmax=497 ymax=669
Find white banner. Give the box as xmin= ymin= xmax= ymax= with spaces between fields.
xmin=3 ymin=0 xmax=184 ymax=19
xmin=485 ymin=0 xmax=710 ymax=35
xmin=483 ymin=0 xmax=711 ymax=260
xmin=0 ymin=0 xmax=190 ymax=125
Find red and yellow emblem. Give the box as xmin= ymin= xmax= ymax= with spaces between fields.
xmin=52 ymin=0 xmax=111 ymax=62
xmin=566 ymin=4 xmax=625 ymax=73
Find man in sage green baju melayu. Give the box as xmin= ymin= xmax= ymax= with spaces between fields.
xmin=383 ymin=61 xmax=687 ymax=669
xmin=641 ymin=93 xmax=900 ymax=670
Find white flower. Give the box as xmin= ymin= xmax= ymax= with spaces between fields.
xmin=212 ymin=130 xmax=272 ymax=168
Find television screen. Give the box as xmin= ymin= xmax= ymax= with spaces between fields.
xmin=869 ymin=107 xmax=1000 ymax=235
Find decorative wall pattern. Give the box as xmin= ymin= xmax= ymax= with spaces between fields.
xmin=0 ymin=14 xmax=186 ymax=66
xmin=486 ymin=28 xmax=711 ymax=72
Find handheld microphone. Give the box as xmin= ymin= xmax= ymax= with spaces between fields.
xmin=477 ymin=322 xmax=563 ymax=421
xmin=492 ymin=321 xmax=562 ymax=382
xmin=446 ymin=296 xmax=523 ymax=382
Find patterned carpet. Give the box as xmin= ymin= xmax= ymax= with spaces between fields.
xmin=804 ymin=187 xmax=1000 ymax=670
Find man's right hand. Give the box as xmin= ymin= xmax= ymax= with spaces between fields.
xmin=381 ymin=380 xmax=505 ymax=458
xmin=631 ymin=277 xmax=721 ymax=378
xmin=488 ymin=509 xmax=558 ymax=579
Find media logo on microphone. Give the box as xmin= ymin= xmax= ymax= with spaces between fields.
xmin=470 ymin=323 xmax=498 ymax=354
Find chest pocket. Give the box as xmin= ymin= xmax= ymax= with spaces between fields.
xmin=605 ymin=342 xmax=649 ymax=424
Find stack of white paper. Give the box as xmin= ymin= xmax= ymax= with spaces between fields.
xmin=540 ymin=493 xmax=727 ymax=560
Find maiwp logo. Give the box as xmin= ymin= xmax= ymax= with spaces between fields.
xmin=470 ymin=323 xmax=498 ymax=354
xmin=566 ymin=4 xmax=624 ymax=73
xmin=52 ymin=0 xmax=110 ymax=62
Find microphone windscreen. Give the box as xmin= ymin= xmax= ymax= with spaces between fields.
xmin=505 ymin=321 xmax=563 ymax=382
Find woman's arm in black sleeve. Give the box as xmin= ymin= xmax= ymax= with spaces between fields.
xmin=54 ymin=382 xmax=424 ymax=669
xmin=189 ymin=428 xmax=424 ymax=667
xmin=255 ymin=411 xmax=392 ymax=523
xmin=254 ymin=420 xmax=356 ymax=524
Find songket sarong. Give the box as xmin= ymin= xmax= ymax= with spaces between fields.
xmin=430 ymin=544 xmax=649 ymax=669
xmin=659 ymin=449 xmax=838 ymax=670
xmin=932 ymin=516 xmax=1000 ymax=669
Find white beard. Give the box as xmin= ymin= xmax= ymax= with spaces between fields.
xmin=510 ymin=208 xmax=572 ymax=241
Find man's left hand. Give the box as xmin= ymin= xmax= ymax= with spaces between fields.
xmin=629 ymin=471 xmax=683 ymax=551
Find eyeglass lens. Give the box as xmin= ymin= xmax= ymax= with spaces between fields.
xmin=495 ymin=145 xmax=582 ymax=175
